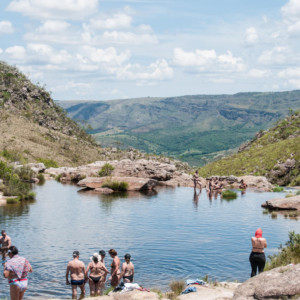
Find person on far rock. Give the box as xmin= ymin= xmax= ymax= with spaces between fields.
xmin=249 ymin=228 xmax=267 ymax=277
xmin=239 ymin=179 xmax=248 ymax=189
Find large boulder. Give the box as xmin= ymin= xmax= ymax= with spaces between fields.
xmin=261 ymin=195 xmax=300 ymax=211
xmin=239 ymin=176 xmax=273 ymax=191
xmin=78 ymin=176 xmax=158 ymax=191
xmin=233 ymin=264 xmax=300 ymax=300
xmin=269 ymin=159 xmax=298 ymax=186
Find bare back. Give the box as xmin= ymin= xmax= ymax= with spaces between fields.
xmin=122 ymin=262 xmax=134 ymax=276
xmin=67 ymin=259 xmax=85 ymax=280
xmin=251 ymin=237 xmax=267 ymax=253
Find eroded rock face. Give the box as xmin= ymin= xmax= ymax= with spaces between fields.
xmin=269 ymin=159 xmax=298 ymax=186
xmin=239 ymin=176 xmax=273 ymax=191
xmin=78 ymin=176 xmax=158 ymax=191
xmin=261 ymin=195 xmax=300 ymax=211
xmin=233 ymin=264 xmax=300 ymax=300
xmin=45 ymin=159 xmax=194 ymax=187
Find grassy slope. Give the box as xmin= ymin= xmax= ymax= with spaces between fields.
xmin=198 ymin=111 xmax=300 ymax=185
xmin=59 ymin=91 xmax=300 ymax=166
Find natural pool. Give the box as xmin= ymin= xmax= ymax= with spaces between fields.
xmin=0 ymin=180 xmax=299 ymax=299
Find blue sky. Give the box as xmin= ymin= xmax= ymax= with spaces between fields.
xmin=0 ymin=0 xmax=299 ymax=100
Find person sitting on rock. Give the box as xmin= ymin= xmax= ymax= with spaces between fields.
xmin=249 ymin=228 xmax=267 ymax=277
xmin=239 ymin=179 xmax=248 ymax=189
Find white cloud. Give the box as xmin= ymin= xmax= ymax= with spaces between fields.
xmin=245 ymin=27 xmax=258 ymax=44
xmin=0 ymin=21 xmax=14 ymax=34
xmin=103 ymin=30 xmax=158 ymax=44
xmin=7 ymin=0 xmax=99 ymax=20
xmin=173 ymin=48 xmax=245 ymax=73
xmin=281 ymin=0 xmax=300 ymax=21
xmin=0 ymin=49 xmax=3 ymax=55
xmin=88 ymin=13 xmax=132 ymax=30
xmin=36 ymin=21 xmax=70 ymax=33
xmin=287 ymin=21 xmax=300 ymax=35
xmin=258 ymin=46 xmax=289 ymax=65
xmin=5 ymin=46 xmax=26 ymax=60
xmin=278 ymin=67 xmax=300 ymax=78
xmin=248 ymin=69 xmax=269 ymax=78
xmin=110 ymin=59 xmax=173 ymax=82
xmin=77 ymin=46 xmax=130 ymax=67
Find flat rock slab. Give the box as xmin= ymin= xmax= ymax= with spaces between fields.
xmin=78 ymin=176 xmax=158 ymax=191
xmin=233 ymin=263 xmax=300 ymax=300
xmin=261 ymin=195 xmax=300 ymax=211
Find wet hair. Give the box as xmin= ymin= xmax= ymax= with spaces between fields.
xmin=8 ymin=246 xmax=18 ymax=256
xmin=124 ymin=253 xmax=131 ymax=260
xmin=99 ymin=250 xmax=106 ymax=257
xmin=1 ymin=230 xmax=6 ymax=235
xmin=108 ymin=249 xmax=117 ymax=256
xmin=73 ymin=251 xmax=79 ymax=258
xmin=92 ymin=255 xmax=98 ymax=263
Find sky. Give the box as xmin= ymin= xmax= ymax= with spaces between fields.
xmin=0 ymin=0 xmax=300 ymax=100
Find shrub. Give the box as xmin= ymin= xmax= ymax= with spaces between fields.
xmin=1 ymin=149 xmax=25 ymax=163
xmin=285 ymin=193 xmax=294 ymax=198
xmin=37 ymin=158 xmax=59 ymax=168
xmin=296 ymin=191 xmax=300 ymax=195
xmin=6 ymin=197 xmax=20 ymax=204
xmin=3 ymin=173 xmax=32 ymax=200
xmin=222 ymin=190 xmax=238 ymax=200
xmin=169 ymin=280 xmax=185 ymax=296
xmin=37 ymin=173 xmax=45 ymax=185
xmin=102 ymin=180 xmax=128 ymax=191
xmin=273 ymin=186 xmax=284 ymax=192
xmin=98 ymin=163 xmax=114 ymax=177
xmin=265 ymin=231 xmax=300 ymax=270
xmin=15 ymin=166 xmax=35 ymax=182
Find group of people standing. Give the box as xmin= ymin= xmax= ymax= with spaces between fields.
xmin=66 ymin=249 xmax=135 ymax=299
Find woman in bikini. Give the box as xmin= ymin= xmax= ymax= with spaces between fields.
xmin=249 ymin=228 xmax=267 ymax=277
xmin=85 ymin=253 xmax=108 ymax=296
xmin=108 ymin=249 xmax=121 ymax=287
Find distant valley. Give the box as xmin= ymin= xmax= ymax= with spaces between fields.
xmin=58 ymin=91 xmax=300 ymax=166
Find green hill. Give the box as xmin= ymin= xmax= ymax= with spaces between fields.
xmin=58 ymin=91 xmax=300 ymax=166
xmin=198 ymin=111 xmax=300 ymax=186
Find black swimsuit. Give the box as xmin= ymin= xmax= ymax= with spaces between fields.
xmin=89 ymin=276 xmax=101 ymax=284
xmin=123 ymin=274 xmax=133 ymax=282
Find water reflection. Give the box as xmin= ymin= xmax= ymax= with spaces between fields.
xmin=0 ymin=199 xmax=35 ymax=220
xmin=193 ymin=190 xmax=201 ymax=209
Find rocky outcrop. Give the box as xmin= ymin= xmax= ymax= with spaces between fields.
xmin=261 ymin=195 xmax=300 ymax=211
xmin=269 ymin=158 xmax=298 ymax=186
xmin=78 ymin=176 xmax=158 ymax=191
xmin=233 ymin=263 xmax=300 ymax=300
xmin=45 ymin=159 xmax=195 ymax=187
xmin=238 ymin=176 xmax=273 ymax=191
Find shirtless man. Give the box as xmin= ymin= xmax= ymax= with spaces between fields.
xmin=120 ymin=254 xmax=135 ymax=283
xmin=66 ymin=251 xmax=86 ymax=299
xmin=193 ymin=170 xmax=202 ymax=190
xmin=0 ymin=230 xmax=11 ymax=261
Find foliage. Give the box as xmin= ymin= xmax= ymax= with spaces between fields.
xmin=265 ymin=231 xmax=300 ymax=270
xmin=102 ymin=180 xmax=128 ymax=191
xmin=98 ymin=163 xmax=114 ymax=177
xmin=15 ymin=166 xmax=35 ymax=182
xmin=1 ymin=149 xmax=25 ymax=163
xmin=222 ymin=190 xmax=237 ymax=200
xmin=103 ymin=287 xmax=114 ymax=295
xmin=169 ymin=280 xmax=185 ymax=296
xmin=37 ymin=158 xmax=59 ymax=168
xmin=273 ymin=186 xmax=284 ymax=192
xmin=37 ymin=173 xmax=45 ymax=185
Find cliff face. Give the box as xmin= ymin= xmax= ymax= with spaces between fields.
xmin=199 ymin=111 xmax=300 ymax=186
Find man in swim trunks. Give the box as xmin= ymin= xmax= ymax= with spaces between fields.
xmin=3 ymin=246 xmax=32 ymax=300
xmin=120 ymin=253 xmax=135 ymax=283
xmin=0 ymin=230 xmax=11 ymax=261
xmin=192 ymin=170 xmax=202 ymax=190
xmin=66 ymin=251 xmax=86 ymax=299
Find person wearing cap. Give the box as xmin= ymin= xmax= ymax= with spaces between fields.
xmin=0 ymin=230 xmax=12 ymax=261
xmin=108 ymin=249 xmax=121 ymax=287
xmin=66 ymin=251 xmax=86 ymax=299
xmin=249 ymin=228 xmax=267 ymax=277
xmin=120 ymin=254 xmax=135 ymax=283
xmin=85 ymin=253 xmax=109 ymax=297
xmin=3 ymin=246 xmax=32 ymax=300
xmin=99 ymin=250 xmax=107 ymax=294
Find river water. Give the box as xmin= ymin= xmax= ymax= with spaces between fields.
xmin=0 ymin=180 xmax=299 ymax=299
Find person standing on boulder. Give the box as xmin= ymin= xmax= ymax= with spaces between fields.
xmin=249 ymin=228 xmax=267 ymax=277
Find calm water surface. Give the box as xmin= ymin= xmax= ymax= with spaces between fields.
xmin=0 ymin=180 xmax=299 ymax=299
